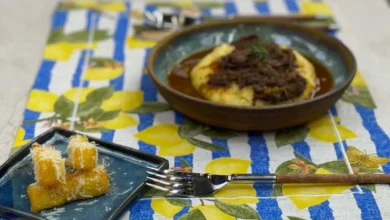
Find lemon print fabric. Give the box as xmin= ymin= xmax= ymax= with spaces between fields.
xmin=299 ymin=2 xmax=333 ymax=16
xmin=12 ymin=127 xmax=30 ymax=148
xmin=44 ymin=28 xmax=110 ymax=61
xmin=282 ymin=168 xmax=353 ymax=209
xmin=346 ymin=146 xmax=390 ymax=169
xmin=134 ymin=124 xmax=196 ymax=156
xmin=23 ymin=86 xmax=142 ymax=132
xmin=84 ymin=57 xmax=124 ymax=81
xmin=308 ymin=115 xmax=357 ymax=142
xmin=27 ymin=90 xmax=59 ymax=112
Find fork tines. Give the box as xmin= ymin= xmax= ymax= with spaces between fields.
xmin=146 ymin=167 xmax=194 ymax=196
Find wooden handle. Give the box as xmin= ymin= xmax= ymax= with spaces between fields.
xmin=277 ymin=174 xmax=390 ymax=184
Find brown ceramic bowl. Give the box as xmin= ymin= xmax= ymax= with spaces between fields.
xmin=147 ymin=19 xmax=356 ymax=131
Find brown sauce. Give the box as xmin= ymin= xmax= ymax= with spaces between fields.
xmin=168 ymin=48 xmax=333 ymax=101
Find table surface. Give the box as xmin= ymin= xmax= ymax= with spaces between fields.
xmin=0 ymin=0 xmax=389 ymax=166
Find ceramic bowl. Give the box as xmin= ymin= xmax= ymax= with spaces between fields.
xmin=147 ymin=19 xmax=356 ymax=131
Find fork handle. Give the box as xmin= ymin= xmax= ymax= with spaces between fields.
xmin=276 ymin=174 xmax=390 ymax=184
xmin=230 ymin=174 xmax=390 ymax=184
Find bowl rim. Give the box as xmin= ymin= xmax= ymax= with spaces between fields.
xmin=147 ymin=19 xmax=357 ymax=111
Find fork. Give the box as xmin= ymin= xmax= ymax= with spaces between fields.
xmin=146 ymin=167 xmax=390 ymax=197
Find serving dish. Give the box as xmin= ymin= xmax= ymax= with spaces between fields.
xmin=147 ymin=19 xmax=356 ymax=131
xmin=0 ymin=127 xmax=168 ymax=220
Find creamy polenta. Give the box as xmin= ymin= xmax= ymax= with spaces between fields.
xmin=190 ymin=41 xmax=316 ymax=107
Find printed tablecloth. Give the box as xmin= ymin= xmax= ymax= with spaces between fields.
xmin=8 ymin=0 xmax=390 ymax=219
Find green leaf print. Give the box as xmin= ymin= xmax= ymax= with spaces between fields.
xmin=143 ymin=187 xmax=168 ymax=197
xmin=88 ymin=57 xmax=121 ymax=68
xmin=360 ymin=184 xmax=376 ymax=193
xmin=47 ymin=29 xmax=111 ymax=44
xmin=275 ymin=125 xmax=309 ymax=147
xmin=180 ymin=159 xmax=191 ymax=167
xmin=86 ymin=86 xmax=114 ymax=103
xmin=342 ymin=86 xmax=376 ymax=108
xmin=126 ymin=102 xmax=172 ymax=114
xmin=166 ymin=198 xmax=192 ymax=207
xmin=178 ymin=209 xmax=206 ymax=220
xmin=187 ymin=138 xmax=226 ymax=151
xmin=54 ymin=95 xmax=74 ymax=119
xmin=202 ymin=129 xmax=238 ymax=139
xmin=74 ymin=124 xmax=110 ymax=133
xmin=93 ymin=110 xmax=120 ymax=121
xmin=179 ymin=120 xmax=206 ymax=139
xmin=272 ymin=184 xmax=283 ymax=197
xmin=214 ymin=200 xmax=260 ymax=219
xmin=77 ymin=102 xmax=101 ymax=120
xmin=294 ymin=152 xmax=317 ymax=167
xmin=287 ymin=217 xmax=306 ymax=220
xmin=318 ymin=161 xmax=349 ymax=174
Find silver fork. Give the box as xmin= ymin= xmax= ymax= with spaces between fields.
xmin=146 ymin=167 xmax=390 ymax=197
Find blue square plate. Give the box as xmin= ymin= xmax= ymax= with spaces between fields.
xmin=0 ymin=127 xmax=169 ymax=220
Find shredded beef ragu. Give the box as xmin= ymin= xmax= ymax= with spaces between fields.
xmin=208 ymin=35 xmax=307 ymax=103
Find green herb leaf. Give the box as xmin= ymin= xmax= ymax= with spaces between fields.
xmin=126 ymin=102 xmax=172 ymax=114
xmin=86 ymin=86 xmax=114 ymax=103
xmin=250 ymin=39 xmax=268 ymax=62
xmin=166 ymin=198 xmax=191 ymax=207
xmin=342 ymin=86 xmax=376 ymax=108
xmin=318 ymin=161 xmax=349 ymax=174
xmin=54 ymin=96 xmax=74 ymax=119
xmin=287 ymin=217 xmax=306 ymax=220
xmin=178 ymin=209 xmax=206 ymax=220
xmin=214 ymin=200 xmax=260 ymax=219
xmin=202 ymin=129 xmax=238 ymax=139
xmin=187 ymin=138 xmax=227 ymax=151
xmin=272 ymin=184 xmax=283 ymax=197
xmin=361 ymin=184 xmax=376 ymax=193
xmin=179 ymin=120 xmax=206 ymax=139
xmin=275 ymin=125 xmax=309 ymax=147
xmin=180 ymin=159 xmax=191 ymax=167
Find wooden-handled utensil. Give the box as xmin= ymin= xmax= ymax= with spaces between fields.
xmin=146 ymin=168 xmax=390 ymax=197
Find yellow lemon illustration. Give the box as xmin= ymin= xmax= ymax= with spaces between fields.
xmin=176 ymin=0 xmax=192 ymax=8
xmin=104 ymin=112 xmax=138 ymax=129
xmin=72 ymin=1 xmax=97 ymax=8
xmin=69 ymin=42 xmax=98 ymax=50
xmin=13 ymin=127 xmax=30 ymax=148
xmin=99 ymin=2 xmax=126 ymax=12
xmin=351 ymin=71 xmax=367 ymax=87
xmin=84 ymin=66 xmax=123 ymax=81
xmin=158 ymin=141 xmax=196 ymax=156
xmin=151 ymin=198 xmax=183 ymax=218
xmin=127 ymin=37 xmax=156 ymax=49
xmin=282 ymin=168 xmax=353 ymax=209
xmin=205 ymin=158 xmax=251 ymax=175
xmin=63 ymin=87 xmax=94 ymax=103
xmin=102 ymin=91 xmax=143 ymax=111
xmin=27 ymin=90 xmax=59 ymax=112
xmin=44 ymin=42 xmax=75 ymax=61
xmin=308 ymin=115 xmax=357 ymax=142
xmin=134 ymin=124 xmax=196 ymax=156
xmin=214 ymin=183 xmax=258 ymax=204
xmin=300 ymin=2 xmax=333 ymax=16
xmin=191 ymin=205 xmax=235 ymax=220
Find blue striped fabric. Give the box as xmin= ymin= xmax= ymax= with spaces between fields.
xmin=72 ymin=10 xmax=96 ymax=88
xmin=249 ymin=133 xmax=282 ymax=220
xmin=101 ymin=4 xmax=129 ymax=142
xmin=331 ymin=108 xmax=382 ymax=219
